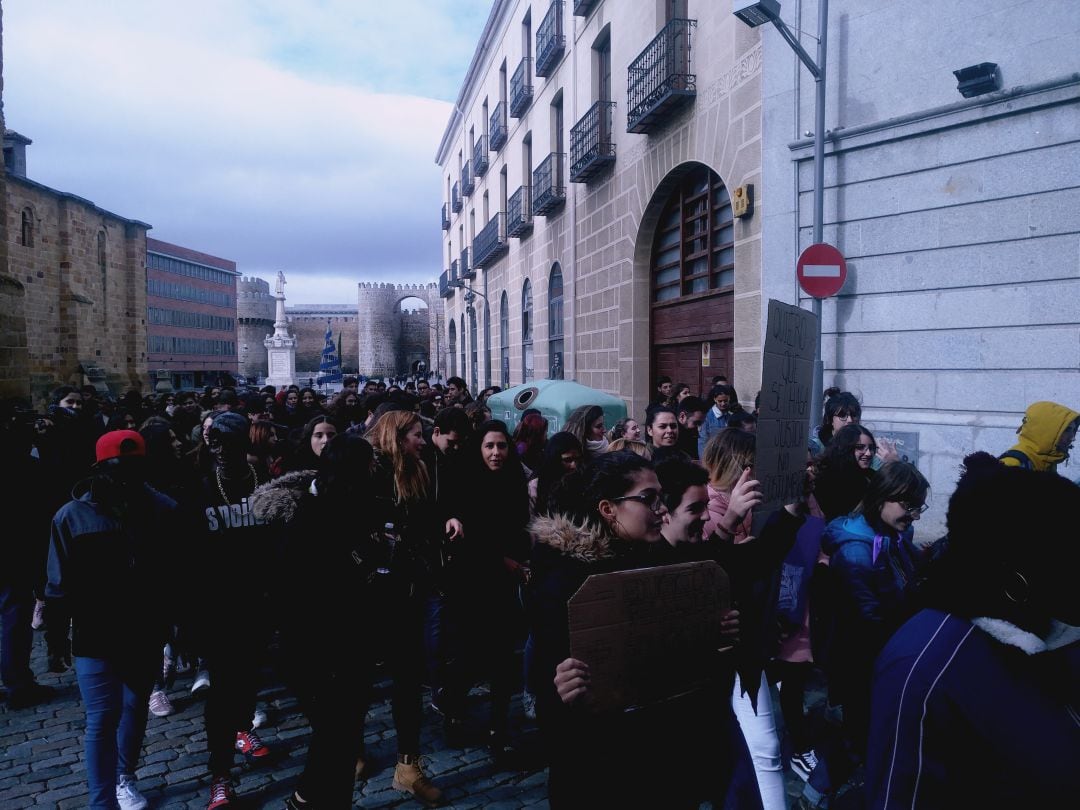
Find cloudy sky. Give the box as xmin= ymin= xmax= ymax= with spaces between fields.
xmin=4 ymin=0 xmax=492 ymax=303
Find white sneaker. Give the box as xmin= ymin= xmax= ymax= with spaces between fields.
xmin=191 ymin=669 xmax=211 ymax=693
xmin=116 ymin=774 xmax=148 ymax=810
xmin=522 ymin=691 xmax=537 ymax=720
xmin=252 ymin=709 xmax=268 ymax=729
xmin=149 ymin=689 xmax=174 ymax=717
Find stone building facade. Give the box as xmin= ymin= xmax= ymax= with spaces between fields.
xmin=356 ymin=282 xmax=442 ymax=378
xmin=5 ymin=131 xmax=151 ymax=407
xmin=757 ymin=0 xmax=1080 ymax=532
xmin=436 ymin=0 xmax=764 ymax=417
xmin=285 ymin=304 xmax=359 ymax=375
xmin=237 ymin=276 xmax=275 ymax=381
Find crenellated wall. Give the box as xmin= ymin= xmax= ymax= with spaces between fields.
xmin=356 ymin=282 xmax=442 ymax=377
xmin=236 ymin=276 xmax=275 ymax=380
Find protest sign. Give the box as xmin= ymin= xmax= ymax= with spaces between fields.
xmin=567 ymin=561 xmax=730 ymax=713
xmin=753 ymin=300 xmax=818 ymax=536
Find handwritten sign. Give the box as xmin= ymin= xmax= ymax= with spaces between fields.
xmin=567 ymin=561 xmax=730 ymax=713
xmin=754 ymin=300 xmax=818 ymax=536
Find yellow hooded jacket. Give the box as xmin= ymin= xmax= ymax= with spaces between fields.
xmin=1001 ymin=401 xmax=1079 ymax=473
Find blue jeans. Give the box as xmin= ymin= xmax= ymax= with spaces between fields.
xmin=74 ymin=656 xmax=156 ymax=809
xmin=0 ymin=586 xmax=34 ymax=694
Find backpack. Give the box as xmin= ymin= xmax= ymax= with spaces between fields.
xmin=998 ymin=449 xmax=1034 ymax=469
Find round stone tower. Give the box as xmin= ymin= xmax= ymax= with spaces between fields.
xmin=237 ymin=276 xmax=275 ymax=381
xmin=356 ymin=282 xmax=442 ymax=377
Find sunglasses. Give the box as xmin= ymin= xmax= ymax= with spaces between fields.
xmin=854 ymin=443 xmax=877 ymax=454
xmin=898 ymin=501 xmax=929 ymax=516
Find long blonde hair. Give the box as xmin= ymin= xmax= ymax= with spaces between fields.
xmin=605 ymin=438 xmax=653 ymax=460
xmin=366 ymin=411 xmax=429 ymax=504
xmin=702 ymin=428 xmax=755 ymax=491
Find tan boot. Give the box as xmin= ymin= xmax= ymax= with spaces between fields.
xmin=392 ymin=753 xmax=443 ymax=807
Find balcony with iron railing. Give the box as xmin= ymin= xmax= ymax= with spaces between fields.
xmin=473 ymin=135 xmax=489 ymax=177
xmin=535 ymin=2 xmax=566 ymax=78
xmin=532 ymin=153 xmax=566 ymax=216
xmin=489 ymin=102 xmax=508 ymax=151
xmin=450 ymin=259 xmax=460 ymax=288
xmin=473 ymin=212 xmax=509 ymax=269
xmin=626 ymin=18 xmax=697 ymax=134
xmin=461 ymin=160 xmax=474 ymax=197
xmin=461 ymin=246 xmax=475 ymax=280
xmin=441 ymin=202 xmax=451 ymax=230
xmin=509 ymin=57 xmax=534 ymax=118
xmin=439 ymin=270 xmax=453 ymax=298
xmin=573 ymin=0 xmax=598 ymax=15
xmin=570 ymin=100 xmax=616 ymax=183
xmin=451 ymin=181 xmax=463 ymax=213
xmin=506 ymin=185 xmax=533 ymax=238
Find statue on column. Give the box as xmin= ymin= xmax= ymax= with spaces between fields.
xmin=275 ymin=270 xmax=287 ymax=296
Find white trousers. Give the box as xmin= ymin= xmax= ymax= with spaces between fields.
xmin=733 ymin=672 xmax=789 ymax=810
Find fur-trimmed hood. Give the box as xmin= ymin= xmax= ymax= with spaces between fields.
xmin=529 ymin=513 xmax=616 ymax=563
xmin=249 ymin=470 xmax=316 ymax=524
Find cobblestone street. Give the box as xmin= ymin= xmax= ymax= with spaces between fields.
xmin=2 ymin=632 xmax=820 ymax=808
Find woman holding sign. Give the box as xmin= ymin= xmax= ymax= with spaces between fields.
xmin=528 ymin=451 xmax=762 ymax=809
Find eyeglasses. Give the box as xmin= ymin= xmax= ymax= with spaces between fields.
xmin=898 ymin=501 xmax=929 ymax=516
xmin=854 ymin=443 xmax=877 ymax=454
xmin=611 ymin=490 xmax=664 ymax=512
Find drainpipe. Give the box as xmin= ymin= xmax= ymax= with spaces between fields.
xmin=566 ymin=13 xmax=579 ymax=381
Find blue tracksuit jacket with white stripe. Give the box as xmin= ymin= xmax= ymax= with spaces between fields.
xmin=866 ymin=608 xmax=1080 ymax=808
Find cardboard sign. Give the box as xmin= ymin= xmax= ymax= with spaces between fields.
xmin=568 ymin=561 xmax=730 ymax=713
xmin=754 ymin=300 xmax=818 ymax=536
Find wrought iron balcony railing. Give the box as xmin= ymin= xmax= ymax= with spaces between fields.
xmin=570 ymin=100 xmax=616 ymax=183
xmin=626 ymin=18 xmax=697 ymax=134
xmin=461 ymin=246 xmax=475 ymax=279
xmin=441 ymin=202 xmax=451 ymax=230
xmin=489 ymin=102 xmax=508 ymax=151
xmin=532 ymin=153 xmax=566 ymax=216
xmin=462 ymin=160 xmax=474 ymax=196
xmin=506 ymin=185 xmax=533 ymax=238
xmin=450 ymin=259 xmax=460 ymax=288
xmin=473 ymin=212 xmax=509 ymax=269
xmin=573 ymin=0 xmax=598 ymax=15
xmin=473 ymin=135 xmax=489 ymax=178
xmin=439 ymin=270 xmax=453 ymax=298
xmin=536 ymin=2 xmax=566 ymax=78
xmin=509 ymin=57 xmax=534 ymax=118
xmin=451 ymin=181 xmax=463 ymax=213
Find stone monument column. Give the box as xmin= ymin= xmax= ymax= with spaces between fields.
xmin=264 ymin=271 xmax=297 ymax=389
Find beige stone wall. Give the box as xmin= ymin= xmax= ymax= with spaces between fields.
xmin=438 ymin=1 xmax=763 ymax=418
xmin=7 ymin=178 xmax=148 ymax=407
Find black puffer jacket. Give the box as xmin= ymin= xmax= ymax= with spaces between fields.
xmin=527 ymin=514 xmax=754 ymax=809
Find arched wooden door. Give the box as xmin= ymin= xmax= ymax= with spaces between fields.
xmin=649 ymin=164 xmax=735 ymax=396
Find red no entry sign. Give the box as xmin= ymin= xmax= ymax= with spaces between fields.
xmin=797 ymin=243 xmax=847 ymax=298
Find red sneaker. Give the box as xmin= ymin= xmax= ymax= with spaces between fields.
xmin=235 ymin=729 xmax=270 ymax=758
xmin=207 ymin=776 xmax=234 ymax=809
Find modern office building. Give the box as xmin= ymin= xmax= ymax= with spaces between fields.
xmin=145 ymin=237 xmax=239 ymax=391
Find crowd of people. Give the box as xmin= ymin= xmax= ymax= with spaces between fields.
xmin=0 ymin=373 xmax=1077 ymax=810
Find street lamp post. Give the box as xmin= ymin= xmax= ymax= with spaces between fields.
xmin=734 ymin=0 xmax=829 ymax=424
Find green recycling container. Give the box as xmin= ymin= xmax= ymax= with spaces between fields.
xmin=485 ymin=379 xmax=628 ymax=434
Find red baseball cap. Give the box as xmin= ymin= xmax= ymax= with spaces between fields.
xmin=95 ymin=430 xmax=146 ymax=464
